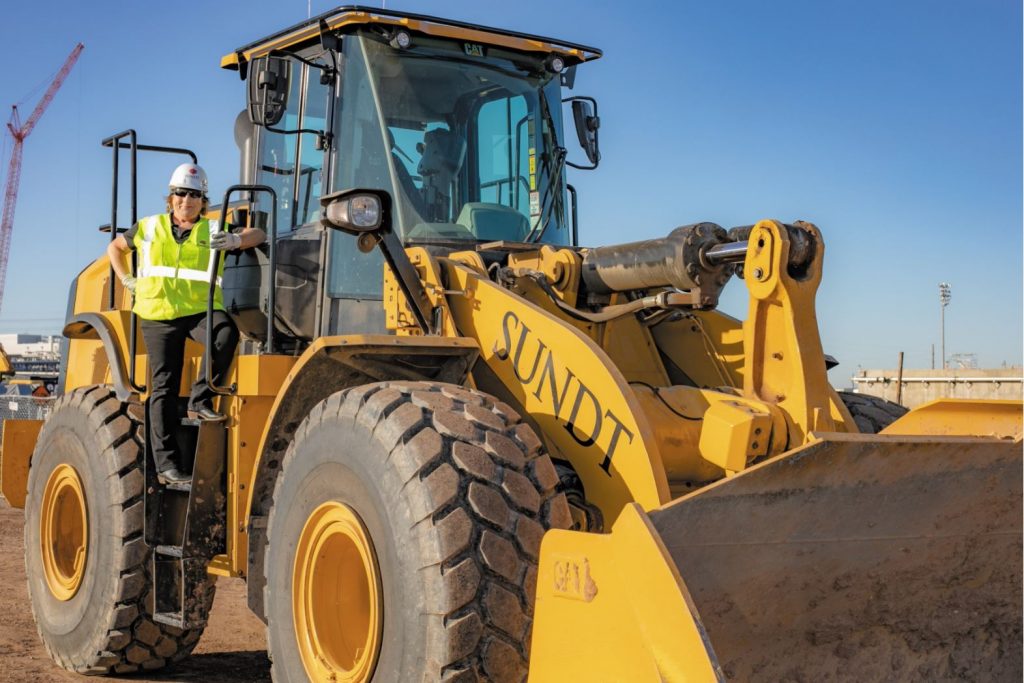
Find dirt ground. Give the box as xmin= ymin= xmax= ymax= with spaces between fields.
xmin=0 ymin=499 xmax=271 ymax=682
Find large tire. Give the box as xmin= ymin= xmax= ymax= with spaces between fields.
xmin=264 ymin=381 xmax=573 ymax=682
xmin=838 ymin=390 xmax=908 ymax=434
xmin=24 ymin=385 xmax=213 ymax=674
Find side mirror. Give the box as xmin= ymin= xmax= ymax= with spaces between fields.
xmin=247 ymin=56 xmax=290 ymax=127
xmin=571 ymin=98 xmax=600 ymax=168
xmin=321 ymin=187 xmax=433 ymax=333
xmin=320 ymin=189 xmax=392 ymax=235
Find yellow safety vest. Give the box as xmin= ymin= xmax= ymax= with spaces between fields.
xmin=132 ymin=214 xmax=225 ymax=321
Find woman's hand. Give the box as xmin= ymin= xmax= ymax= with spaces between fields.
xmin=210 ymin=231 xmax=243 ymax=251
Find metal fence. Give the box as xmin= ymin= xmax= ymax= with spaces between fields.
xmin=0 ymin=395 xmax=53 ymax=442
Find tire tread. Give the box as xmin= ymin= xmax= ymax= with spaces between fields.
xmin=265 ymin=381 xmax=569 ymax=683
xmin=26 ymin=386 xmax=211 ymax=675
xmin=838 ymin=390 xmax=909 ymax=434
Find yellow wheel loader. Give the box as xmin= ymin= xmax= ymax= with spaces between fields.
xmin=0 ymin=344 xmax=12 ymax=379
xmin=1 ymin=7 xmax=1020 ymax=681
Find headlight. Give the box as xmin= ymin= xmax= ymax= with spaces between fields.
xmin=390 ymin=30 xmax=412 ymax=50
xmin=325 ymin=194 xmax=382 ymax=232
xmin=347 ymin=195 xmax=381 ymax=227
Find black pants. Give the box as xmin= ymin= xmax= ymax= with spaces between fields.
xmin=140 ymin=311 xmax=239 ymax=473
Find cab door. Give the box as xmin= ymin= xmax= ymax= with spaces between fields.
xmin=253 ymin=55 xmax=332 ymax=342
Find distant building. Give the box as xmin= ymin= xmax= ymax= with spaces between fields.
xmin=0 ymin=333 xmax=61 ymax=398
xmin=850 ymin=367 xmax=1023 ymax=408
xmin=0 ymin=333 xmax=60 ymax=358
xmin=948 ymin=353 xmax=978 ymax=369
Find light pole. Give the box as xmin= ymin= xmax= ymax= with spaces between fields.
xmin=939 ymin=282 xmax=951 ymax=369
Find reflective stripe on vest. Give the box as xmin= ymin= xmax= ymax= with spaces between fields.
xmin=131 ymin=214 xmax=226 ymax=321
xmin=138 ymin=264 xmax=223 ymax=286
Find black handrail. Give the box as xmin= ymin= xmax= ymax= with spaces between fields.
xmin=102 ymin=130 xmax=197 ymax=393
xmin=567 ymin=183 xmax=579 ymax=246
xmin=201 ymin=184 xmax=278 ymax=398
xmin=105 ymin=130 xmax=131 ymax=309
xmin=101 ymin=138 xmax=199 ymax=162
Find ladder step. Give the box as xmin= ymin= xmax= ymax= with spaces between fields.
xmin=163 ymin=479 xmax=191 ymax=493
xmin=154 ymin=544 xmax=183 ymax=558
xmin=153 ymin=612 xmax=185 ymax=629
xmin=180 ymin=417 xmax=203 ymax=427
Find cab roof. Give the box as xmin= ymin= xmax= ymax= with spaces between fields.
xmin=221 ymin=5 xmax=602 ymax=71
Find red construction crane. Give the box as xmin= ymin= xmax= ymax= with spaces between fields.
xmin=0 ymin=43 xmax=84 ymax=314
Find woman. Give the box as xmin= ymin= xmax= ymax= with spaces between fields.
xmin=106 ymin=163 xmax=265 ymax=485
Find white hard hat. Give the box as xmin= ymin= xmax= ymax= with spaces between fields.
xmin=168 ymin=163 xmax=208 ymax=194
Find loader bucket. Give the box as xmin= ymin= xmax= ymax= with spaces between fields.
xmin=530 ymin=432 xmax=1022 ymax=681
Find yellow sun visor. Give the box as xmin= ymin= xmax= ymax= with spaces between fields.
xmin=221 ymin=7 xmax=602 ymax=71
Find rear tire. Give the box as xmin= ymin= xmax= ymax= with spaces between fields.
xmin=24 ymin=385 xmax=212 ymax=674
xmin=838 ymin=390 xmax=908 ymax=433
xmin=264 ymin=381 xmax=572 ymax=682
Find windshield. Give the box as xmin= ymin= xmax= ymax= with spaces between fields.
xmin=333 ymin=32 xmax=570 ymax=245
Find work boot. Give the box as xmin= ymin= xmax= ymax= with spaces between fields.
xmin=187 ymin=405 xmax=227 ymax=422
xmin=157 ymin=467 xmax=191 ymax=486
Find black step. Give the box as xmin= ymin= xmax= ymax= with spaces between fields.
xmin=146 ymin=419 xmax=227 ymax=631
xmin=153 ymin=612 xmax=185 ymax=629
xmin=162 ymin=479 xmax=192 ymax=492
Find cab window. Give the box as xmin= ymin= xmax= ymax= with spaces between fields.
xmin=256 ymin=63 xmax=301 ymax=232
xmin=295 ymin=66 xmax=329 ymax=225
xmin=256 ymin=60 xmax=330 ymax=232
xmin=476 ymin=95 xmax=531 ymax=219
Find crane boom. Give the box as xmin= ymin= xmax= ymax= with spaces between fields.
xmin=0 ymin=42 xmax=84 ymax=314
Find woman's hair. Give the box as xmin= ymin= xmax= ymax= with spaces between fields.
xmin=164 ymin=194 xmax=209 ymax=216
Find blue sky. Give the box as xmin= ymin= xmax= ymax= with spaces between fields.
xmin=0 ymin=0 xmax=1020 ymax=381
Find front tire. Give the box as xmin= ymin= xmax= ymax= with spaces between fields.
xmin=264 ymin=381 xmax=572 ymax=682
xmin=24 ymin=386 xmax=212 ymax=674
xmin=838 ymin=390 xmax=908 ymax=434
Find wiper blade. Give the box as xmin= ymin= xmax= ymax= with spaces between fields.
xmin=526 ymin=146 xmax=567 ymax=243
xmin=526 ymin=87 xmax=567 ymax=243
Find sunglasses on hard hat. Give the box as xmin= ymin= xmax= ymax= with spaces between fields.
xmin=171 ymin=189 xmax=204 ymax=199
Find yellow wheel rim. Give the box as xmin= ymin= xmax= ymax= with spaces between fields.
xmin=40 ymin=464 xmax=88 ymax=601
xmin=293 ymin=501 xmax=382 ymax=682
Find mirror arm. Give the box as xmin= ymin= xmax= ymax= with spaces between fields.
xmin=318 ymin=19 xmax=341 ymax=52
xmin=264 ymin=124 xmax=331 ymax=150
xmin=236 ymin=52 xmax=248 ymax=81
xmin=377 ymin=230 xmax=435 ymax=335
xmin=256 ymin=48 xmax=339 ymax=148
xmin=267 ymin=48 xmax=337 ymax=80
xmin=265 ymin=125 xmax=324 ymax=137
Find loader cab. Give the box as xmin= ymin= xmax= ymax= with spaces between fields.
xmin=343 ymin=32 xmax=572 ymax=245
xmin=223 ymin=9 xmax=601 ymax=347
